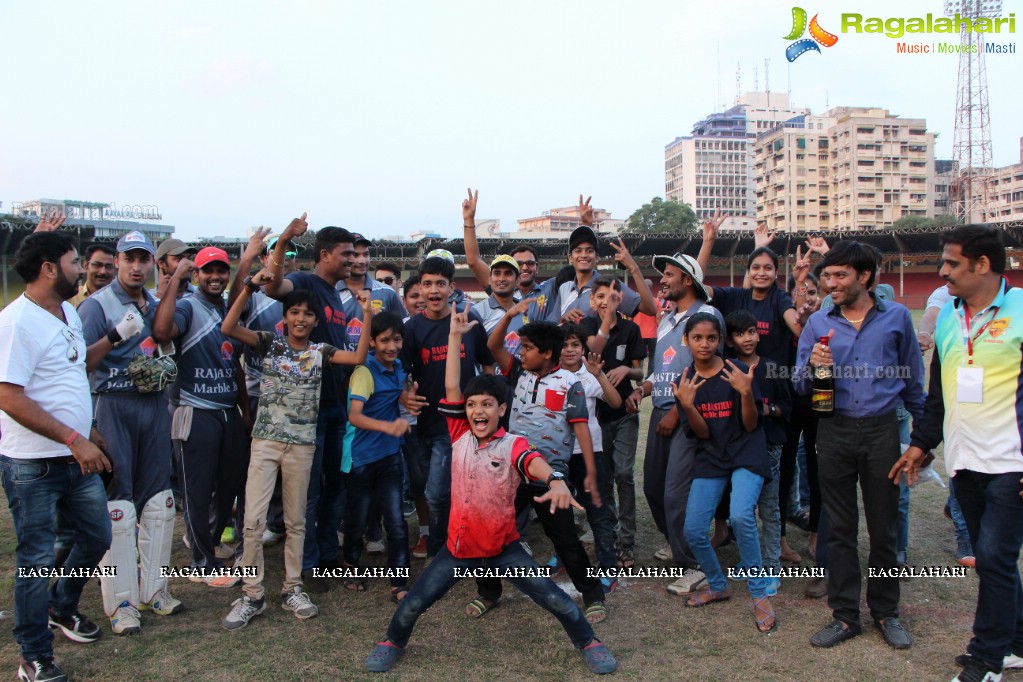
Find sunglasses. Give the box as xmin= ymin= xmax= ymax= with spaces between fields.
xmin=378 ymin=276 xmax=396 ymax=285
xmin=62 ymin=328 xmax=79 ymax=363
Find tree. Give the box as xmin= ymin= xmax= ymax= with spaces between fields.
xmin=626 ymin=197 xmax=697 ymax=234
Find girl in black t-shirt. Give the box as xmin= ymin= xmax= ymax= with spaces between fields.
xmin=674 ymin=313 xmax=776 ymax=634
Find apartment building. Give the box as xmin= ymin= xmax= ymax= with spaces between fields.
xmin=983 ymin=138 xmax=1023 ymax=223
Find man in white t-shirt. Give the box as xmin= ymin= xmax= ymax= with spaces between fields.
xmin=0 ymin=231 xmax=113 ymax=682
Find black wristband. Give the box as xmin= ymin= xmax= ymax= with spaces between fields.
xmin=244 ymin=276 xmax=260 ymax=293
xmin=107 ymin=329 xmax=122 ymax=345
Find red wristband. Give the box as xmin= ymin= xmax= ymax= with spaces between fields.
xmin=65 ymin=431 xmax=79 ymax=447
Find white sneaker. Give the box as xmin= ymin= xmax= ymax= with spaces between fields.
xmin=139 ymin=588 xmax=183 ymax=616
xmin=261 ymin=529 xmax=284 ymax=545
xmin=222 ymin=596 xmax=265 ymax=631
xmin=654 ymin=544 xmax=673 ymax=561
xmin=365 ymin=540 xmax=386 ymax=555
xmin=1004 ymin=652 xmax=1023 ymax=669
xmin=281 ymin=587 xmax=318 ymax=619
xmin=214 ymin=543 xmax=236 ymax=560
xmin=666 ymin=569 xmax=707 ymax=596
xmin=110 ymin=601 xmax=141 ymax=635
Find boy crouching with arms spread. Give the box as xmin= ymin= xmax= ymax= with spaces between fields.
xmin=364 ymin=310 xmax=617 ymax=674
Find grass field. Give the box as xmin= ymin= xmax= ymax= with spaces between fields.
xmin=0 ymin=392 xmax=1005 ymax=682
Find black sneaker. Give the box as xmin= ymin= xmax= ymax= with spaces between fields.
xmin=47 ymin=609 xmax=101 ymax=643
xmin=953 ymin=656 xmax=1003 ymax=681
xmin=18 ymin=656 xmax=67 ymax=682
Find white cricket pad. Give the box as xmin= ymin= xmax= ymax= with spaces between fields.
xmin=138 ymin=490 xmax=176 ymax=603
xmin=100 ymin=500 xmax=139 ymax=617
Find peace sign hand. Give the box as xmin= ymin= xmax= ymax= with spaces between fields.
xmin=578 ymin=195 xmax=594 ymax=226
xmin=462 ymin=188 xmax=478 ymax=226
xmin=610 ymin=237 xmax=638 ymax=272
xmin=792 ymin=245 xmax=811 ymax=285
xmin=702 ymin=210 xmax=725 ymax=241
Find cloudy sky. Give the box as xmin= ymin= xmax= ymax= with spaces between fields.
xmin=2 ymin=0 xmax=1020 ymax=241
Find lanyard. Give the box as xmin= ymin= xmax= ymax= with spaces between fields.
xmin=962 ymin=303 xmax=999 ymax=365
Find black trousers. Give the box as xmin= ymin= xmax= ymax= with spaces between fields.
xmin=781 ymin=404 xmax=820 ymax=535
xmin=816 ymin=411 xmax=901 ymax=626
xmin=477 ymin=482 xmax=604 ymax=607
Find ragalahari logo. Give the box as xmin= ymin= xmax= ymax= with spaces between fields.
xmin=784 ymin=7 xmax=839 ymax=61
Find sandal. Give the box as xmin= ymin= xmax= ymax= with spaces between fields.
xmin=584 ymin=601 xmax=608 ymax=624
xmin=390 ymin=587 xmax=408 ymax=604
xmin=465 ymin=598 xmax=499 ymax=618
xmin=617 ymin=546 xmax=635 ymax=569
xmin=686 ymin=588 xmax=732 ymax=608
xmin=753 ymin=596 xmax=777 ymax=634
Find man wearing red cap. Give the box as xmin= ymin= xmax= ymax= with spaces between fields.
xmin=154 ymin=247 xmax=251 ymax=586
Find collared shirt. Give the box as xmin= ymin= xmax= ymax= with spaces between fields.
xmin=513 ymin=280 xmax=545 ymax=302
xmin=527 ymin=272 xmax=641 ymax=324
xmin=647 ymin=300 xmax=724 ymax=409
xmin=171 ymin=295 xmax=241 ymax=409
xmin=570 ymin=366 xmax=605 ymax=454
xmin=0 ymin=297 xmax=91 ymax=459
xmin=337 ymin=276 xmax=405 ymax=350
xmin=794 ymin=295 xmax=924 ymax=419
xmin=504 ymin=358 xmax=589 ymax=474
xmin=78 ymin=278 xmax=161 ymax=393
xmin=344 ymin=353 xmax=406 ymax=468
xmin=927 ymin=284 xmax=954 ymax=311
xmin=910 ymin=280 xmax=1023 ymax=475
xmin=579 ymin=314 xmax=646 ymax=420
xmin=439 ymin=399 xmax=542 ymax=559
xmin=69 ymin=283 xmax=97 ymax=309
xmin=473 ymin=294 xmax=526 ymax=358
xmin=149 ymin=281 xmax=197 ymax=302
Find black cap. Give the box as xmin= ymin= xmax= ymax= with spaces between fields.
xmin=569 ymin=225 xmax=597 ymax=252
xmin=351 ymin=232 xmax=372 ymax=247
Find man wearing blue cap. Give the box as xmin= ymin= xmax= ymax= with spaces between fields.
xmin=79 ymin=230 xmax=184 ymax=635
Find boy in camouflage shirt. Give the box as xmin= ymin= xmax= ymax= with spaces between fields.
xmin=219 ymin=272 xmax=373 ymax=630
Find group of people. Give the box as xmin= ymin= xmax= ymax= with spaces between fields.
xmin=1 ymin=194 xmax=1020 ymax=682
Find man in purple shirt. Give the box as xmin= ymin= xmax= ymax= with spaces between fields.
xmin=793 ymin=241 xmax=923 ymax=651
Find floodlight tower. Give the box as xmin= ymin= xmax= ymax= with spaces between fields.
xmin=946 ymin=0 xmax=999 ymax=223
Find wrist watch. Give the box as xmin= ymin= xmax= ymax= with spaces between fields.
xmin=243 ymin=275 xmax=261 ymax=293
xmin=546 ymin=471 xmax=566 ymax=486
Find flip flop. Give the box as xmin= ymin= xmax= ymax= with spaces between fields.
xmin=686 ymin=588 xmax=732 ymax=608
xmin=465 ymin=598 xmax=499 ymax=619
xmin=584 ymin=601 xmax=608 ymax=624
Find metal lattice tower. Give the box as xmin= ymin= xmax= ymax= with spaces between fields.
xmin=946 ymin=0 xmax=1000 ymax=222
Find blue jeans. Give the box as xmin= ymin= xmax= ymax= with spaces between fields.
xmin=0 ymin=456 xmax=112 ymax=660
xmin=896 ymin=403 xmax=912 ymax=562
xmin=385 ymin=541 xmax=595 ymax=650
xmin=757 ymin=445 xmax=783 ymax=570
xmin=797 ymin=436 xmax=811 ymax=508
xmin=303 ymin=402 xmax=346 ymax=571
xmin=684 ymin=468 xmax=767 ymax=598
xmin=341 ymin=453 xmax=410 ymax=587
xmin=948 ymin=484 xmax=975 ymax=557
xmin=952 ymin=470 xmax=1023 ymax=669
xmin=412 ymin=422 xmax=453 ymax=557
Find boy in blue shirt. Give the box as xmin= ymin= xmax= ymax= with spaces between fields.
xmin=342 ymin=312 xmax=412 ymax=602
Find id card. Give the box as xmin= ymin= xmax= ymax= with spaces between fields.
xmin=957 ymin=366 xmax=984 ymax=403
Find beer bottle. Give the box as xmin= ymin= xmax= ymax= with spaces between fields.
xmin=811 ymin=335 xmax=835 ymax=417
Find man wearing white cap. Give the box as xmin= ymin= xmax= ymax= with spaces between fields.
xmin=626 ymin=252 xmax=722 ymax=596
xmin=79 ymin=230 xmax=184 ymax=634
xmin=154 ymin=247 xmax=250 ymax=586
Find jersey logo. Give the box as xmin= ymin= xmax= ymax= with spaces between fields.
xmin=220 ymin=340 xmax=234 ymax=362
xmin=505 ymin=330 xmax=521 ymax=356
xmin=989 ymin=318 xmax=1009 ymax=338
xmin=347 ymin=317 xmax=364 ymax=344
xmin=138 ymin=336 xmax=157 ymax=358
xmin=110 ymin=509 xmax=124 ymax=521
xmin=662 ymin=346 xmax=677 ymax=368
xmin=274 ymin=320 xmax=285 ymax=337
xmin=371 ymin=299 xmax=383 ymax=313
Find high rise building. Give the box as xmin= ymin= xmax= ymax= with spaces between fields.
xmin=983 ymin=138 xmax=1023 ymax=223
xmin=664 ymin=92 xmax=809 ymax=230
xmin=754 ymin=108 xmax=935 ymax=232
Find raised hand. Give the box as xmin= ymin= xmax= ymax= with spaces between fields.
xmin=610 ymin=238 xmax=638 ymax=272
xmin=252 ymin=268 xmax=275 ymax=286
xmin=357 ymin=289 xmax=373 ymax=317
xmin=281 ymin=212 xmax=309 ymax=240
xmin=173 ymin=258 xmax=197 ymax=280
xmin=702 ymin=210 xmax=725 ymax=241
xmin=721 ymin=359 xmax=756 ymax=394
xmin=462 ymin=188 xmax=478 ymax=227
xmin=508 ymin=298 xmax=531 ymax=318
xmin=449 ymin=308 xmax=478 ymax=337
xmin=113 ymin=307 xmax=145 ymax=345
xmin=804 ymin=236 xmax=830 ymax=256
xmin=35 ymin=208 xmax=66 ymax=233
xmin=754 ymin=221 xmax=776 ymax=249
xmin=792 ymin=245 xmax=811 ymax=284
xmin=578 ymin=195 xmax=594 ymax=226
xmin=245 ymin=226 xmax=273 ymax=259
xmin=673 ymin=368 xmax=706 ymax=409
xmin=583 ymin=352 xmax=604 ymax=377
xmin=602 ymin=289 xmax=623 ymax=323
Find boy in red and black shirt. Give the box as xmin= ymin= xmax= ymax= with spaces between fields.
xmin=365 ymin=311 xmax=617 ymax=675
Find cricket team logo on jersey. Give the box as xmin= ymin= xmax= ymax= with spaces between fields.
xmin=662 ymin=345 xmax=677 ymax=368
xmin=505 ymin=330 xmax=522 ymax=356
xmin=221 ymin=340 xmax=234 ymax=362
xmin=139 ymin=336 xmax=158 ymax=358
xmin=274 ymin=319 xmax=286 ymax=337
xmin=347 ymin=316 xmax=364 ymax=346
